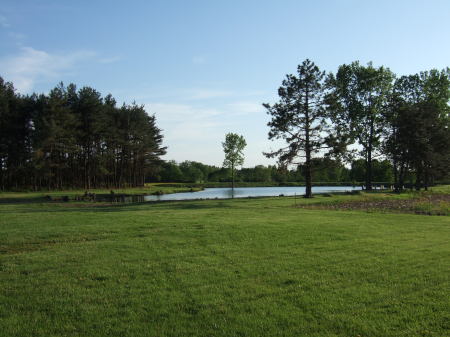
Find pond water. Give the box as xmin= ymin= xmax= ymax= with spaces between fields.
xmin=144 ymin=186 xmax=361 ymax=201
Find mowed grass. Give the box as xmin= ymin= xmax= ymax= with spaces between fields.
xmin=0 ymin=196 xmax=449 ymax=337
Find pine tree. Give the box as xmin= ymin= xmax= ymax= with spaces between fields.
xmin=264 ymin=59 xmax=334 ymax=198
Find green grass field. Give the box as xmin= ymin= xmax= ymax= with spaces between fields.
xmin=0 ymin=191 xmax=449 ymax=336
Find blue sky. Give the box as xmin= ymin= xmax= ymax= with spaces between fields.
xmin=1 ymin=0 xmax=449 ymax=167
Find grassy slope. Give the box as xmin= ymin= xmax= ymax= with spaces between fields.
xmin=0 ymin=196 xmax=449 ymax=336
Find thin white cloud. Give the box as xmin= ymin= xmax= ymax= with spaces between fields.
xmin=114 ymin=86 xmax=266 ymax=104
xmin=0 ymin=15 xmax=10 ymax=28
xmin=143 ymin=100 xmax=277 ymax=166
xmin=144 ymin=102 xmax=228 ymax=161
xmin=8 ymin=32 xmax=26 ymax=41
xmin=116 ymin=92 xmax=275 ymax=166
xmin=185 ymin=88 xmax=233 ymax=100
xmin=147 ymin=102 xmax=223 ymax=122
xmin=227 ymin=101 xmax=264 ymax=114
xmin=0 ymin=46 xmax=97 ymax=93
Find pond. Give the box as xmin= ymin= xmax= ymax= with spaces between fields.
xmin=144 ymin=186 xmax=361 ymax=201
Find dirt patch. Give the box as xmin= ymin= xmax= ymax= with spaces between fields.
xmin=297 ymin=194 xmax=450 ymax=216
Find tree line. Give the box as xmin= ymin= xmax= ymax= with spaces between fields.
xmin=1 ymin=59 xmax=449 ymax=193
xmin=265 ymin=60 xmax=450 ymax=196
xmin=156 ymin=158 xmax=397 ymax=184
xmin=0 ymin=78 xmax=166 ymax=190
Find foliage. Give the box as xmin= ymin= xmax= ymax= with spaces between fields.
xmin=222 ymin=133 xmax=246 ymax=189
xmin=384 ymin=70 xmax=450 ymax=191
xmin=264 ymin=59 xmax=336 ymax=197
xmin=0 ymin=79 xmax=166 ymax=190
xmin=153 ymin=159 xmax=393 ymax=184
xmin=326 ymin=62 xmax=395 ymax=190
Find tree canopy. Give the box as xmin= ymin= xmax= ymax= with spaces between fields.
xmin=222 ymin=133 xmax=246 ymax=190
xmin=0 ymin=78 xmax=166 ymax=190
xmin=264 ymin=59 xmax=335 ymax=197
xmin=1 ymin=59 xmax=449 ymax=192
xmin=326 ymin=61 xmax=395 ymax=190
xmin=384 ymin=69 xmax=450 ymax=190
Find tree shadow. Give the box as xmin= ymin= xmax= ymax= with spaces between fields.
xmin=0 ymin=198 xmax=233 ymax=213
xmin=0 ymin=197 xmax=49 ymax=204
xmin=162 ymin=201 xmax=232 ymax=210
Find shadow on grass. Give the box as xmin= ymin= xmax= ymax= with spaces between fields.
xmin=162 ymin=200 xmax=232 ymax=210
xmin=0 ymin=198 xmax=234 ymax=213
xmin=0 ymin=197 xmax=50 ymax=204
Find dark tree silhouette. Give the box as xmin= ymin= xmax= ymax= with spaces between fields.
xmin=0 ymin=78 xmax=166 ymax=190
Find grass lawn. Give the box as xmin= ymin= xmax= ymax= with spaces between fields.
xmin=0 ymin=192 xmax=449 ymax=336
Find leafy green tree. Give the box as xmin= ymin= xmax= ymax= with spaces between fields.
xmin=239 ymin=165 xmax=272 ymax=182
xmin=384 ymin=70 xmax=450 ymax=190
xmin=160 ymin=160 xmax=183 ymax=182
xmin=305 ymin=158 xmax=348 ymax=182
xmin=349 ymin=159 xmax=366 ymax=183
xmin=208 ymin=167 xmax=230 ymax=182
xmin=222 ymin=133 xmax=246 ymax=190
xmin=264 ymin=59 xmax=334 ymax=198
xmin=372 ymin=160 xmax=393 ymax=183
xmin=326 ymin=61 xmax=394 ymax=190
xmin=179 ymin=161 xmax=205 ymax=182
xmin=383 ymin=75 xmax=418 ymax=190
xmin=413 ymin=70 xmax=450 ymax=189
xmin=271 ymin=166 xmax=290 ymax=183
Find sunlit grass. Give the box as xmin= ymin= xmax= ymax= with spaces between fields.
xmin=0 ymin=188 xmax=449 ymax=336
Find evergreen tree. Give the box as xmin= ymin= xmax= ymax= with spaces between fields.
xmin=264 ymin=59 xmax=334 ymax=198
xmin=0 ymin=77 xmax=166 ymax=190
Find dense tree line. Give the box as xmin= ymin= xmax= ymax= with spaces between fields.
xmin=1 ymin=60 xmax=449 ymax=192
xmin=265 ymin=60 xmax=450 ymax=195
xmin=155 ymin=159 xmax=394 ymax=184
xmin=0 ymin=78 xmax=166 ymax=190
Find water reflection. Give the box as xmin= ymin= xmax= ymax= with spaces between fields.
xmin=96 ymin=194 xmax=146 ymax=203
xmin=144 ymin=186 xmax=361 ymax=202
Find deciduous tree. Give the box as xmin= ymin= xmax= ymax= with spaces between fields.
xmin=222 ymin=133 xmax=246 ymax=191
xmin=326 ymin=61 xmax=394 ymax=190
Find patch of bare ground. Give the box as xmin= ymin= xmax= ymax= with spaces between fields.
xmin=297 ymin=194 xmax=450 ymax=216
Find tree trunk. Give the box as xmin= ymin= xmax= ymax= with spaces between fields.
xmin=366 ymin=117 xmax=374 ymax=191
xmin=366 ymin=151 xmax=372 ymax=191
xmin=304 ymin=155 xmax=312 ymax=198
xmin=415 ymin=164 xmax=422 ymax=191
xmin=304 ymin=89 xmax=312 ymax=198
xmin=424 ymin=164 xmax=429 ymax=191
xmin=231 ymin=162 xmax=235 ymax=198
xmin=393 ymin=158 xmax=399 ymax=192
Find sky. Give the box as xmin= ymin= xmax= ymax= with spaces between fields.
xmin=1 ymin=0 xmax=449 ymax=167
